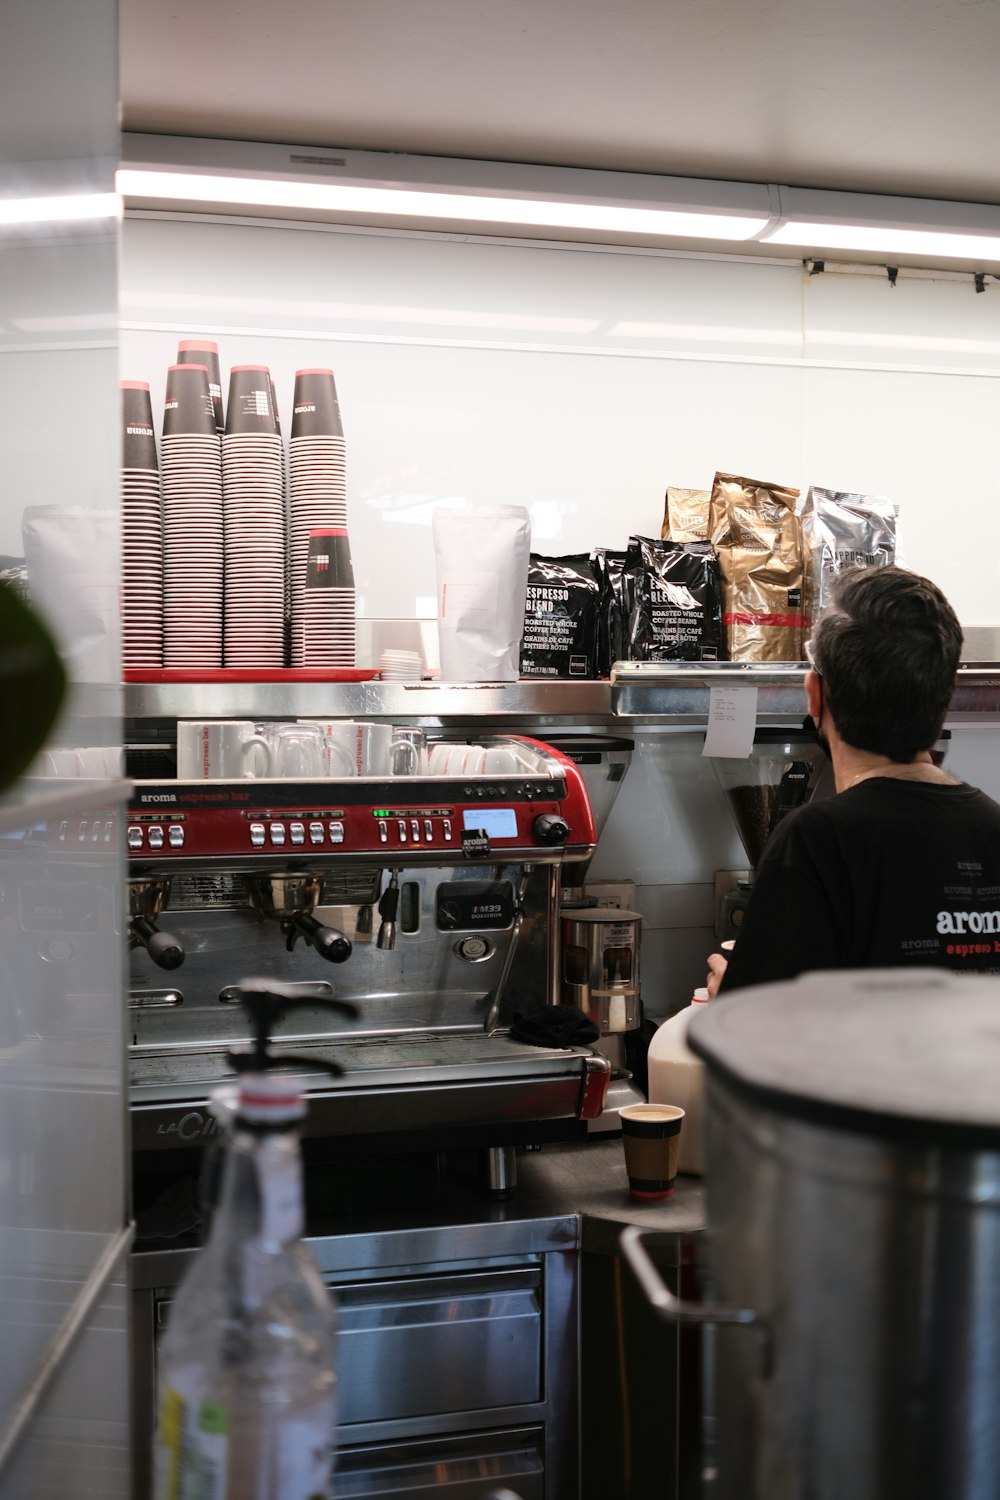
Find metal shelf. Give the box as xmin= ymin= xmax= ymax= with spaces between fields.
xmin=124 ymin=678 xmax=614 ymax=726
xmin=121 ymin=664 xmax=1000 ymax=731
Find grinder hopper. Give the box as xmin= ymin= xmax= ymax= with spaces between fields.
xmin=710 ymin=729 xmax=827 ymax=934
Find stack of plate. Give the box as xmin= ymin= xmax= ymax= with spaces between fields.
xmin=161 ymin=363 xmax=223 ymax=668
xmin=288 ymin=368 xmax=355 ymax=667
xmin=221 ymin=365 xmax=285 ymax=667
xmin=379 ymin=649 xmax=422 ymax=681
xmin=121 ymin=380 xmax=163 ymax=668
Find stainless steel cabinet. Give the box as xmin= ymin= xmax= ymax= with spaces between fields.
xmin=131 ymin=1215 xmax=579 ymax=1500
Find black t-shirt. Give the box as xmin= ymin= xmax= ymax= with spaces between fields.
xmin=720 ymin=778 xmax=1000 ymax=993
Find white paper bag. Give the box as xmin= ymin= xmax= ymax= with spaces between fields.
xmin=433 ymin=505 xmax=531 ymax=682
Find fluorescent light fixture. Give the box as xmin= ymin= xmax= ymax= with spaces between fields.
xmin=118 ymin=137 xmax=1000 ymax=268
xmin=0 ymin=191 xmax=119 ymax=226
xmin=118 ymin=135 xmax=773 ymax=243
xmin=758 ymin=186 xmax=1000 ymax=263
xmin=118 ymin=167 xmax=768 ymax=240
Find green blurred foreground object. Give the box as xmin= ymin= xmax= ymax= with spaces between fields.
xmin=0 ymin=580 xmax=67 ymax=794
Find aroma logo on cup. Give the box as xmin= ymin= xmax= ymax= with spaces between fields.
xmin=619 ymin=1103 xmax=685 ymax=1200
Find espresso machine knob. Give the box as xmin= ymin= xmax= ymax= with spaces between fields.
xmin=533 ymin=813 xmax=570 ymax=846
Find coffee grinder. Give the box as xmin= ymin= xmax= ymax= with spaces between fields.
xmin=540 ymin=736 xmax=646 ymax=1126
xmin=710 ymin=727 xmax=827 ymax=940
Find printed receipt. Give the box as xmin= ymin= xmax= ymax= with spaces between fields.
xmin=701 ymin=685 xmax=758 ymax=759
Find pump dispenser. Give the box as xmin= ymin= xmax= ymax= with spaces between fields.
xmin=153 ymin=979 xmax=358 ymax=1500
xmin=647 ymin=988 xmax=710 ymax=1175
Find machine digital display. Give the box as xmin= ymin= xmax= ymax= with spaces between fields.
xmin=462 ymin=807 xmax=518 ymax=839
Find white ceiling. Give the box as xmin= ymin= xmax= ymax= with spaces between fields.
xmin=120 ymin=0 xmax=1000 ymax=207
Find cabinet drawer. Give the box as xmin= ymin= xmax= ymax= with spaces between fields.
xmin=334 ymin=1425 xmax=544 ymax=1499
xmin=334 ymin=1268 xmax=543 ymax=1426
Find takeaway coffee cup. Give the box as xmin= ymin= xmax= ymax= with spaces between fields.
xmin=619 ymin=1103 xmax=685 ymax=1200
xmin=177 ymin=720 xmax=269 ymax=779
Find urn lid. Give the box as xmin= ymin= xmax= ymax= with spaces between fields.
xmin=688 ymin=969 xmax=1000 ymax=1144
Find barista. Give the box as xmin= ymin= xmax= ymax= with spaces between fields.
xmin=708 ymin=566 xmax=1000 ymax=995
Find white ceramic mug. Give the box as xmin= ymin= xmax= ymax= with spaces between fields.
xmin=74 ymin=745 xmax=124 ymax=778
xmin=307 ymin=720 xmax=392 ymax=777
xmin=482 ymin=747 xmax=521 ymax=774
xmin=428 ymin=743 xmax=491 ymax=776
xmin=36 ymin=747 xmax=81 ymax=777
xmin=177 ymin=720 xmax=270 ymax=779
xmin=352 ymin=722 xmax=392 ymax=776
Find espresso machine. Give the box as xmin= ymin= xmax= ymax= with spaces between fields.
xmin=121 ymin=732 xmax=611 ymax=1178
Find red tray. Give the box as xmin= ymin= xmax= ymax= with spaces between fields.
xmin=123 ymin=668 xmax=379 ymax=683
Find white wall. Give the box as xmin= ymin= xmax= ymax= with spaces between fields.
xmin=120 ymin=215 xmax=1000 ymax=625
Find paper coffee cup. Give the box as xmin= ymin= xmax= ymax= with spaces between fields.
xmin=619 ymin=1103 xmax=685 ymax=1200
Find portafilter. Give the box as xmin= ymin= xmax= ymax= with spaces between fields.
xmin=128 ymin=878 xmax=185 ymax=971
xmin=246 ymin=874 xmax=352 ymax=964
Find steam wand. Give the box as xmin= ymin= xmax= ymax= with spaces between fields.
xmin=225 ymin=977 xmax=360 ymax=1080
xmin=376 ymin=871 xmax=400 ymax=951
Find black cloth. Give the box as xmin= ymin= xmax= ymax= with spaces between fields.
xmin=720 ymin=778 xmax=1000 ymax=993
xmin=510 ymin=1004 xmax=600 ymax=1047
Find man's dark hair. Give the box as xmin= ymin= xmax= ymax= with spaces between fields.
xmin=810 ymin=566 xmax=963 ymax=762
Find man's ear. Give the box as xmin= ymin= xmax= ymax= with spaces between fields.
xmin=805 ymin=668 xmax=823 ymax=722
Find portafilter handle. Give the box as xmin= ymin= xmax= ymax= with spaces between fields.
xmin=283 ymin=912 xmax=353 ymax=963
xmin=129 ymin=914 xmax=185 ymax=971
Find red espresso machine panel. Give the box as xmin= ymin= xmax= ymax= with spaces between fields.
xmin=124 ymin=736 xmax=596 ymax=866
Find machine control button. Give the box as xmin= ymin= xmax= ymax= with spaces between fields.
xmin=58 ymin=820 xmax=69 ymax=842
xmin=289 ymin=821 xmax=305 ymax=845
xmin=397 ymin=819 xmax=408 ymax=843
xmin=269 ymin=823 xmax=286 ymax=845
xmin=77 ymin=821 xmax=88 ymax=842
xmin=147 ymin=826 xmax=165 ymax=849
xmin=168 ymin=825 xmax=185 ymax=848
xmin=250 ymin=822 xmax=266 ymax=847
xmin=424 ymin=818 xmax=433 ymax=842
xmin=442 ymin=818 xmax=452 ymax=841
xmin=308 ymin=821 xmax=325 ymax=845
xmin=328 ymin=821 xmax=344 ymax=844
xmin=104 ymin=820 xmax=115 ymax=843
xmin=378 ymin=819 xmax=388 ymax=844
xmin=127 ymin=825 xmax=143 ymax=849
xmin=90 ymin=822 xmax=101 ymax=842
xmin=410 ymin=818 xmax=420 ymax=841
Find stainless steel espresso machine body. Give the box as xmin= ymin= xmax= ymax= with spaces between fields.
xmin=122 ymin=734 xmax=611 ymax=1154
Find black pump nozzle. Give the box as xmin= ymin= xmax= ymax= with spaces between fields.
xmin=224 ymin=977 xmax=359 ymax=1080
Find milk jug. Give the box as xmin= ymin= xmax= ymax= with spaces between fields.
xmin=647 ymin=988 xmax=709 ymax=1174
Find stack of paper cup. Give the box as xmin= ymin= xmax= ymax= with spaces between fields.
xmin=288 ymin=368 xmax=355 ymax=667
xmin=161 ymin=363 xmax=223 ymax=668
xmin=121 ymin=380 xmax=163 ymax=667
xmin=221 ymin=365 xmax=285 ymax=667
xmin=176 ymin=339 xmax=224 ymax=434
